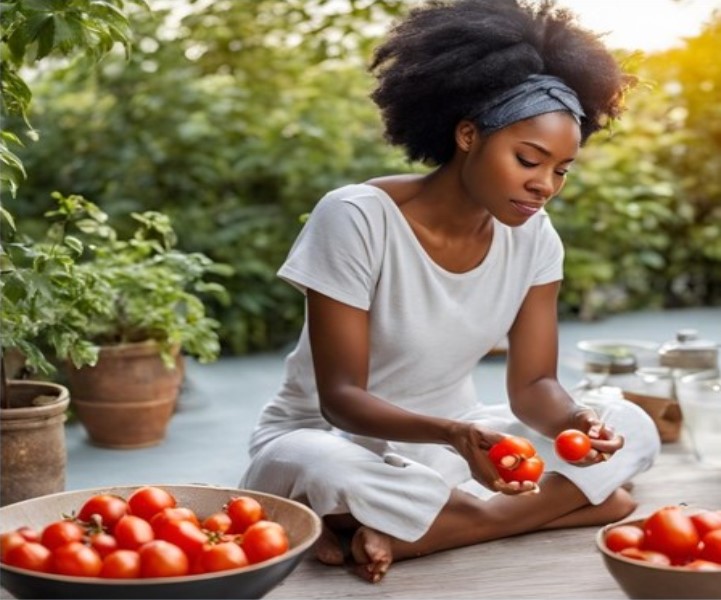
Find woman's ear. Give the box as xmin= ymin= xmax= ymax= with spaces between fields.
xmin=455 ymin=120 xmax=477 ymax=152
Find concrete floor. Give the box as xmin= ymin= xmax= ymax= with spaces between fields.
xmin=62 ymin=306 xmax=721 ymax=492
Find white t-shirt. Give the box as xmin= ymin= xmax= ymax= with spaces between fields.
xmin=249 ymin=183 xmax=564 ymax=454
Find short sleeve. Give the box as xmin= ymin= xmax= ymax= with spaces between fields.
xmin=531 ymin=213 xmax=564 ymax=286
xmin=277 ymin=188 xmax=384 ymax=310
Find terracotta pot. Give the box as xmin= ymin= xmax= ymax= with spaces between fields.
xmin=1 ymin=380 xmax=70 ymax=506
xmin=67 ymin=341 xmax=183 ymax=449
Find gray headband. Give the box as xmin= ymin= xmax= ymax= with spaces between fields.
xmin=470 ymin=74 xmax=585 ymax=133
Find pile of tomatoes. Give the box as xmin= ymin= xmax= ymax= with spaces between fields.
xmin=604 ymin=505 xmax=721 ymax=570
xmin=0 ymin=486 xmax=289 ymax=579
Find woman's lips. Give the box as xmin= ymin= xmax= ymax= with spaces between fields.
xmin=510 ymin=200 xmax=542 ymax=216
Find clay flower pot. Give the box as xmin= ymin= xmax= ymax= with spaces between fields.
xmin=67 ymin=340 xmax=184 ymax=449
xmin=1 ymin=380 xmax=70 ymax=506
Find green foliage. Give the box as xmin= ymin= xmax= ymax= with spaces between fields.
xmin=0 ymin=193 xmax=110 ymax=401
xmin=0 ymin=0 xmax=146 ymax=196
xmin=72 ymin=201 xmax=232 ymax=367
xmin=0 ymin=191 xmax=231 ymax=394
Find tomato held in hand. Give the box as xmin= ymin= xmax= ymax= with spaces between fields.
xmin=554 ymin=429 xmax=592 ymax=462
xmin=488 ymin=436 xmax=545 ymax=483
xmin=643 ymin=506 xmax=700 ymax=564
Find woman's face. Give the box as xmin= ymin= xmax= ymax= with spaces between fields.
xmin=459 ymin=111 xmax=581 ymax=226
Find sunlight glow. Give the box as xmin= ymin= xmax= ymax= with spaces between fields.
xmin=554 ymin=0 xmax=721 ymax=52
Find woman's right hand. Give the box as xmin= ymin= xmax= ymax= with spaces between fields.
xmin=447 ymin=422 xmax=538 ymax=495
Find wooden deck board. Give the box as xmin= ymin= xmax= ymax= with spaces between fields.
xmin=267 ymin=435 xmax=721 ymax=599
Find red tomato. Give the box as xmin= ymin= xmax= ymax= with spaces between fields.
xmin=241 ymin=520 xmax=289 ymax=564
xmin=157 ymin=519 xmax=208 ymax=559
xmin=149 ymin=507 xmax=200 ymax=535
xmin=554 ymin=429 xmax=592 ymax=462
xmin=100 ymin=549 xmax=141 ymax=579
xmin=15 ymin=527 xmax=40 ymax=543
xmin=643 ymin=506 xmax=700 ymax=564
xmin=698 ymin=529 xmax=721 ymax=564
xmin=690 ymin=510 xmax=721 ymax=538
xmin=3 ymin=542 xmax=52 ymax=572
xmin=127 ymin=486 xmax=177 ymax=522
xmin=77 ymin=494 xmax=129 ymax=531
xmin=202 ymin=512 xmax=233 ymax=534
xmin=194 ymin=541 xmax=249 ymax=573
xmin=605 ymin=525 xmax=645 ymax=553
xmin=1 ymin=531 xmax=28 ymax=563
xmin=619 ymin=547 xmax=671 ymax=566
xmin=51 ymin=541 xmax=102 ymax=577
xmin=226 ymin=496 xmax=265 ymax=534
xmin=488 ymin=436 xmax=544 ymax=483
xmin=685 ymin=559 xmax=721 ymax=571
xmin=139 ymin=540 xmax=189 ymax=578
xmin=88 ymin=532 xmax=118 ymax=559
xmin=40 ymin=520 xmax=85 ymax=551
xmin=114 ymin=515 xmax=155 ymax=550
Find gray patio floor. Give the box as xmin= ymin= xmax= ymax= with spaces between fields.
xmin=63 ymin=307 xmax=721 ymax=491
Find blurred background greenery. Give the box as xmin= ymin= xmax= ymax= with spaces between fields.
xmin=3 ymin=0 xmax=720 ymax=356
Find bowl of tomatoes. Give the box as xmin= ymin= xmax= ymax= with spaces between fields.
xmin=0 ymin=484 xmax=322 ymax=599
xmin=596 ymin=505 xmax=721 ymax=599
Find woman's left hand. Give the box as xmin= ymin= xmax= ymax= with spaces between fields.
xmin=568 ymin=408 xmax=624 ymax=466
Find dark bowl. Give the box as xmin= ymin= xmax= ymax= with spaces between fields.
xmin=596 ymin=518 xmax=721 ymax=599
xmin=0 ymin=484 xmax=322 ymax=599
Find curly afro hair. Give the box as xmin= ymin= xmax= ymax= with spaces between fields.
xmin=369 ymin=0 xmax=636 ymax=165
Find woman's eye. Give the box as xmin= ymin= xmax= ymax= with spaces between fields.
xmin=516 ymin=155 xmax=538 ymax=168
xmin=555 ymin=169 xmax=569 ymax=177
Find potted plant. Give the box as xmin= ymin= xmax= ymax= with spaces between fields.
xmin=0 ymin=195 xmax=109 ymax=506
xmin=62 ymin=195 xmax=232 ymax=449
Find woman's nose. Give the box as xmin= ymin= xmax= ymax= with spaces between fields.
xmin=526 ymin=172 xmax=554 ymax=199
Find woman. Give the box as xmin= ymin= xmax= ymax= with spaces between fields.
xmin=240 ymin=0 xmax=660 ymax=583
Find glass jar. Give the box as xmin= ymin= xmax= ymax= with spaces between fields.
xmin=658 ymin=329 xmax=719 ymax=371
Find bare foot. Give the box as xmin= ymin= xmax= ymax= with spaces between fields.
xmin=350 ymin=526 xmax=393 ymax=583
xmin=315 ymin=525 xmax=345 ymax=566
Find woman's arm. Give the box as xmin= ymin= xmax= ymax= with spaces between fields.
xmin=307 ymin=289 xmax=526 ymax=491
xmin=506 ymin=281 xmax=623 ymax=459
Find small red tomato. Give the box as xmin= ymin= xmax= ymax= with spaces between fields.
xmin=51 ymin=541 xmax=103 ymax=577
xmin=149 ymin=507 xmax=200 ymax=536
xmin=554 ymin=429 xmax=592 ymax=462
xmin=4 ymin=542 xmax=52 ymax=572
xmin=643 ymin=506 xmax=700 ymax=564
xmin=226 ymin=496 xmax=264 ymax=534
xmin=690 ymin=510 xmax=721 ymax=538
xmin=100 ymin=549 xmax=141 ymax=579
xmin=202 ymin=512 xmax=233 ymax=534
xmin=241 ymin=520 xmax=289 ymax=564
xmin=1 ymin=531 xmax=28 ymax=563
xmin=605 ymin=525 xmax=645 ymax=553
xmin=114 ymin=515 xmax=155 ymax=550
xmin=156 ymin=519 xmax=208 ymax=559
xmin=88 ymin=532 xmax=118 ymax=558
xmin=194 ymin=541 xmax=249 ymax=573
xmin=698 ymin=529 xmax=721 ymax=564
xmin=15 ymin=527 xmax=40 ymax=543
xmin=127 ymin=486 xmax=177 ymax=522
xmin=488 ymin=436 xmax=544 ymax=483
xmin=41 ymin=520 xmax=86 ymax=551
xmin=685 ymin=559 xmax=721 ymax=571
xmin=77 ymin=494 xmax=129 ymax=531
xmin=619 ymin=547 xmax=671 ymax=566
xmin=139 ymin=540 xmax=189 ymax=578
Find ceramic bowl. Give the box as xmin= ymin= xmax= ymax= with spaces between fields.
xmin=0 ymin=484 xmax=322 ymax=599
xmin=596 ymin=518 xmax=721 ymax=599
